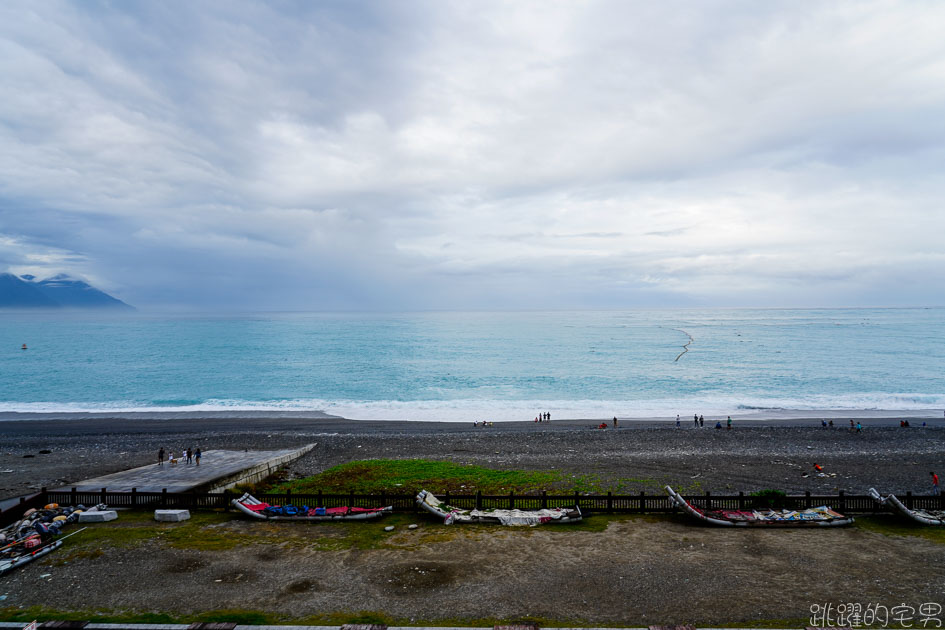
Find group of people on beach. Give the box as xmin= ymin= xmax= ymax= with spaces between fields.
xmin=534 ymin=412 xmax=551 ymax=423
xmin=675 ymin=414 xmax=732 ymax=429
xmin=157 ymin=446 xmax=201 ymax=467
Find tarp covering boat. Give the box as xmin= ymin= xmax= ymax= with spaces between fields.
xmin=416 ymin=489 xmax=581 ymax=526
xmin=665 ymin=486 xmax=853 ymax=527
xmin=869 ymin=488 xmax=944 ymax=526
xmin=231 ymin=493 xmax=392 ymax=521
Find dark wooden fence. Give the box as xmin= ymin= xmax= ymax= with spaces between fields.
xmin=0 ymin=487 xmax=935 ymax=526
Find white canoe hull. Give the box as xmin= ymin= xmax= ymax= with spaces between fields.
xmin=416 ymin=490 xmax=581 ymax=526
xmin=666 ymin=486 xmax=853 ymax=527
xmin=869 ymin=488 xmax=944 ymax=526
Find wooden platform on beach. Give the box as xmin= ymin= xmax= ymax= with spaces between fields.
xmin=53 ymin=444 xmax=316 ymax=493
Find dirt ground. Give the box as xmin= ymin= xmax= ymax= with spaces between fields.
xmin=1 ymin=510 xmax=943 ymax=626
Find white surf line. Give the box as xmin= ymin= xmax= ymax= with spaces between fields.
xmin=673 ymin=328 xmax=694 ymax=362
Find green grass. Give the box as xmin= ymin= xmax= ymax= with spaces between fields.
xmin=270 ymin=459 xmax=559 ymax=494
xmin=855 ymin=515 xmax=945 ymax=544
xmin=267 ymin=458 xmax=663 ymax=495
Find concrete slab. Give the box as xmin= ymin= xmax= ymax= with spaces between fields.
xmin=155 ymin=509 xmax=190 ymax=522
xmin=53 ymin=444 xmax=315 ymax=493
xmin=78 ymin=510 xmax=117 ymax=522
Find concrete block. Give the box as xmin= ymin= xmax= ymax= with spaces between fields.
xmin=155 ymin=509 xmax=190 ymax=522
xmin=78 ymin=510 xmax=117 ymax=523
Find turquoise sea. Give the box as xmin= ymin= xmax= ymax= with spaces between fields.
xmin=0 ymin=309 xmax=943 ymax=420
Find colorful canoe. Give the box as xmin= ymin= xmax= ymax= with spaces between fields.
xmin=666 ymin=486 xmax=853 ymax=527
xmin=231 ymin=493 xmax=392 ymax=521
xmin=869 ymin=488 xmax=944 ymax=525
xmin=416 ymin=489 xmax=581 ymax=526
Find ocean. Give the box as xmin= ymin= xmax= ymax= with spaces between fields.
xmin=1 ymin=309 xmax=943 ymax=421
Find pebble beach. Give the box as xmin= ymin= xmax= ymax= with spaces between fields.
xmin=1 ymin=412 xmax=942 ymax=499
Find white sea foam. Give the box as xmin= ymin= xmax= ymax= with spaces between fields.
xmin=0 ymin=393 xmax=942 ymax=421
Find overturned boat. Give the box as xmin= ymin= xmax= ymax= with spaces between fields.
xmin=231 ymin=493 xmax=392 ymax=521
xmin=416 ymin=489 xmax=581 ymax=526
xmin=665 ymin=486 xmax=853 ymax=527
xmin=869 ymin=488 xmax=944 ymax=525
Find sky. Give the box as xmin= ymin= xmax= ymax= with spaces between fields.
xmin=1 ymin=1 xmax=944 ymax=310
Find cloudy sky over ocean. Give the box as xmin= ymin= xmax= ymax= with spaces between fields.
xmin=1 ymin=1 xmax=943 ymax=310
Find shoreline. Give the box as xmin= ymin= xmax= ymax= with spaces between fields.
xmin=0 ymin=407 xmax=941 ymax=430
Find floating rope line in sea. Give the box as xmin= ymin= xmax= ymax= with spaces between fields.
xmin=674 ymin=329 xmax=694 ymax=362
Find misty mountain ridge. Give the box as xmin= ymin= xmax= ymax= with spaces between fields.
xmin=0 ymin=273 xmax=133 ymax=310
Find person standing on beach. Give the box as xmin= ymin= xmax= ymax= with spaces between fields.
xmin=727 ymin=416 xmax=732 ymax=430
xmin=613 ymin=416 xmax=618 ymax=428
xmin=158 ymin=447 xmax=165 ymax=467
xmin=694 ymin=413 xmax=698 ymax=427
xmin=699 ymin=415 xmax=704 ymax=428
xmin=932 ymin=471 xmax=940 ymax=495
xmin=676 ymin=415 xmax=681 ymax=428
xmin=195 ymin=448 xmax=201 ymax=466
xmin=856 ymin=421 xmax=862 ymax=433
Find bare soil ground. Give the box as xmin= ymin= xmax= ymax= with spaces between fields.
xmin=1 ymin=510 xmax=943 ymax=626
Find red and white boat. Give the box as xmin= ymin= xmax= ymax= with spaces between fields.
xmin=231 ymin=493 xmax=392 ymax=521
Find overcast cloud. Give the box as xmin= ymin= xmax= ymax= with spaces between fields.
xmin=1 ymin=0 xmax=943 ymax=309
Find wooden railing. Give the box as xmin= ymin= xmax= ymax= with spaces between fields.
xmin=1 ymin=487 xmax=934 ymax=522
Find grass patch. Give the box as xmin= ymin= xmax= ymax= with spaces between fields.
xmin=268 ymin=458 xmax=665 ymax=495
xmin=855 ymin=515 xmax=945 ymax=544
xmin=270 ymin=459 xmax=559 ymax=494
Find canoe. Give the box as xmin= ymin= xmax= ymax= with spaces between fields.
xmin=231 ymin=493 xmax=392 ymax=521
xmin=0 ymin=540 xmax=62 ymax=576
xmin=665 ymin=486 xmax=853 ymax=527
xmin=869 ymin=488 xmax=944 ymax=525
xmin=415 ymin=489 xmax=581 ymax=526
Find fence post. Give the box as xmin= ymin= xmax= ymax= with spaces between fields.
xmin=286 ymin=489 xmax=292 ymax=506
xmin=737 ymin=491 xmax=744 ymax=510
xmin=607 ymin=491 xmax=613 ymax=512
xmin=509 ymin=491 xmax=514 ymax=510
xmin=540 ymin=490 xmax=547 ymax=509
xmin=705 ymin=491 xmax=711 ymax=511
xmin=905 ymin=491 xmax=913 ymax=510
xmin=223 ymin=489 xmax=230 ymax=511
xmin=349 ymin=490 xmax=355 ymax=508
xmin=445 ymin=491 xmax=450 ymax=508
xmin=101 ymin=487 xmax=107 ymax=506
xmin=574 ymin=491 xmax=580 ymax=511
xmin=162 ymin=488 xmax=168 ymax=509
xmin=805 ymin=490 xmax=811 ymax=509
xmin=839 ymin=489 xmax=846 ymax=512
xmin=131 ymin=488 xmax=137 ymax=508
xmin=638 ymin=491 xmax=645 ymax=513
xmin=40 ymin=487 xmax=47 ymax=505
xmin=318 ymin=490 xmax=323 ymax=507
xmin=71 ymin=487 xmax=77 ymax=506
xmin=476 ymin=490 xmax=483 ymax=511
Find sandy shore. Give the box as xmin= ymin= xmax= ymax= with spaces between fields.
xmin=0 ymin=412 xmax=942 ymax=499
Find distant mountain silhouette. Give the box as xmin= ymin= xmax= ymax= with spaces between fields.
xmin=0 ymin=273 xmax=133 ymax=309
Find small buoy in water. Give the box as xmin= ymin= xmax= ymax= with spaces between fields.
xmin=21 ymin=344 xmax=27 ymax=350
